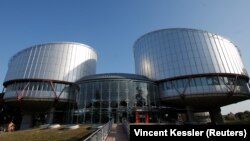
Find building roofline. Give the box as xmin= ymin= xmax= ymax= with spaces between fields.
xmin=133 ymin=28 xmax=237 ymax=50
xmin=10 ymin=41 xmax=97 ymax=62
xmin=77 ymin=73 xmax=153 ymax=82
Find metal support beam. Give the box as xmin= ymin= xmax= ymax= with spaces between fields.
xmin=49 ymin=81 xmax=68 ymax=102
xmin=172 ymin=77 xmax=192 ymax=99
xmin=219 ymin=75 xmax=238 ymax=97
xmin=16 ymin=81 xmax=30 ymax=101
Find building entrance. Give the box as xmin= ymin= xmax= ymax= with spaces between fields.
xmin=135 ymin=111 xmax=149 ymax=123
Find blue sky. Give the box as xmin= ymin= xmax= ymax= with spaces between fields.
xmin=0 ymin=0 xmax=250 ymax=115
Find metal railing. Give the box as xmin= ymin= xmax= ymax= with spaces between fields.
xmin=122 ymin=119 xmax=130 ymax=140
xmin=83 ymin=119 xmax=113 ymax=141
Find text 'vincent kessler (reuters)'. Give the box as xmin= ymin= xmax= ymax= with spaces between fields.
xmin=130 ymin=125 xmax=249 ymax=141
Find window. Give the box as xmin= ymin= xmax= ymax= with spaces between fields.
xmin=189 ymin=79 xmax=196 ymax=87
xmin=212 ymin=77 xmax=220 ymax=85
xmin=177 ymin=79 xmax=183 ymax=88
xmin=194 ymin=78 xmax=202 ymax=86
xmin=238 ymin=79 xmax=246 ymax=86
xmin=43 ymin=82 xmax=49 ymax=91
xmin=207 ymin=77 xmax=219 ymax=85
xmin=227 ymin=77 xmax=235 ymax=85
xmin=38 ymin=82 xmax=42 ymax=90
xmin=166 ymin=81 xmax=171 ymax=90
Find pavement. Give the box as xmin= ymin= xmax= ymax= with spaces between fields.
xmin=106 ymin=124 xmax=129 ymax=141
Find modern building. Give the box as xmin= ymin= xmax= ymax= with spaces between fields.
xmin=0 ymin=93 xmax=3 ymax=106
xmin=2 ymin=28 xmax=250 ymax=129
xmin=71 ymin=73 xmax=159 ymax=124
xmin=0 ymin=93 xmax=4 ymax=127
xmin=133 ymin=28 xmax=250 ymax=123
xmin=3 ymin=42 xmax=97 ymax=129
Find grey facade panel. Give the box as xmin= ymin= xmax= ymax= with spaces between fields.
xmin=134 ymin=28 xmax=250 ymax=107
xmin=3 ymin=42 xmax=97 ymax=103
xmin=4 ymin=42 xmax=97 ymax=83
xmin=134 ymin=28 xmax=248 ymax=80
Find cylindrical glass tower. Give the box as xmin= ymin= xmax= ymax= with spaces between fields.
xmin=134 ymin=28 xmax=250 ymax=109
xmin=3 ymin=42 xmax=97 ymax=129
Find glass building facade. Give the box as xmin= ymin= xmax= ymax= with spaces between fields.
xmin=134 ymin=28 xmax=250 ymax=109
xmin=134 ymin=28 xmax=248 ymax=80
xmin=72 ymin=73 xmax=159 ymax=124
xmin=2 ymin=42 xmax=97 ymax=129
xmin=4 ymin=42 xmax=97 ymax=103
xmin=2 ymin=28 xmax=250 ymax=127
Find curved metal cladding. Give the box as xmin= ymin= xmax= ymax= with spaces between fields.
xmin=3 ymin=42 xmax=97 ymax=109
xmin=134 ymin=28 xmax=250 ymax=108
xmin=72 ymin=73 xmax=159 ymax=124
xmin=4 ymin=42 xmax=97 ymax=82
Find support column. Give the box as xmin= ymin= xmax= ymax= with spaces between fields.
xmin=47 ymin=107 xmax=55 ymax=124
xmin=135 ymin=111 xmax=140 ymax=123
xmin=209 ymin=107 xmax=224 ymax=124
xmin=186 ymin=106 xmax=194 ymax=123
xmin=20 ymin=113 xmax=33 ymax=130
xmin=145 ymin=112 xmax=149 ymax=123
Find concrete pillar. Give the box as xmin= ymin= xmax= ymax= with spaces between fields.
xmin=186 ymin=106 xmax=194 ymax=123
xmin=20 ymin=113 xmax=33 ymax=130
xmin=209 ymin=107 xmax=224 ymax=124
xmin=47 ymin=107 xmax=55 ymax=124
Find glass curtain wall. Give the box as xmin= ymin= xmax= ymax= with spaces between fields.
xmin=72 ymin=79 xmax=159 ymax=124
